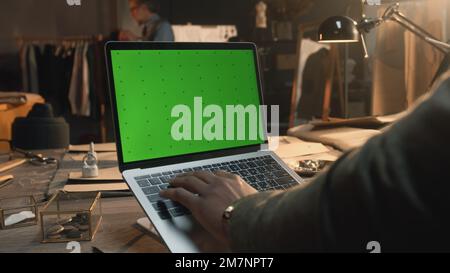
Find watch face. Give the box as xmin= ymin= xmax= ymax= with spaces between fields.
xmin=223 ymin=205 xmax=235 ymax=220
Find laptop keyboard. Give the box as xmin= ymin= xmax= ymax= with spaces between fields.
xmin=134 ymin=155 xmax=300 ymax=220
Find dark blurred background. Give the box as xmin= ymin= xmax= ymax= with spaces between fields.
xmin=1 ymin=0 xmax=448 ymax=145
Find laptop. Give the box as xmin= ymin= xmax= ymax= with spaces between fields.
xmin=105 ymin=42 xmax=304 ymax=253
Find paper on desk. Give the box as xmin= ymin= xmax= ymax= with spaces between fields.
xmin=376 ymin=112 xmax=406 ymax=123
xmin=289 ymin=126 xmax=380 ymax=151
xmin=269 ymin=136 xmax=330 ymax=159
xmin=66 ymin=167 xmax=127 ymax=192
xmin=69 ymin=143 xmax=117 ymax=153
xmin=4 ymin=211 xmax=35 ymax=226
xmin=309 ymin=112 xmax=406 ymax=129
xmin=68 ymin=167 xmax=123 ymax=182
xmin=64 ymin=183 xmax=129 ymax=192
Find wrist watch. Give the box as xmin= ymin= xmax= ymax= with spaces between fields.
xmin=222 ymin=205 xmax=235 ymax=241
xmin=223 ymin=205 xmax=235 ymax=221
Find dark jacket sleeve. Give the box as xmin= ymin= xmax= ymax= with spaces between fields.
xmin=229 ymin=74 xmax=450 ymax=252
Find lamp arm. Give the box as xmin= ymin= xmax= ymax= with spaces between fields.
xmin=381 ymin=3 xmax=399 ymax=21
xmin=358 ymin=3 xmax=449 ymax=55
xmin=392 ymin=10 xmax=440 ymax=41
xmin=425 ymin=37 xmax=450 ymax=51
xmin=391 ymin=10 xmax=448 ymax=54
xmin=360 ymin=33 xmax=369 ymax=59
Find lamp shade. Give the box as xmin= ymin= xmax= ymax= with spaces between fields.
xmin=318 ymin=16 xmax=359 ymax=43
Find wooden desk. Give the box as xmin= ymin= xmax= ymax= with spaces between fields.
xmin=0 ymin=150 xmax=168 ymax=253
xmin=0 ymin=197 xmax=168 ymax=253
xmin=0 ymin=140 xmax=339 ymax=253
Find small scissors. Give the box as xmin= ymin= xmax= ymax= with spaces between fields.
xmin=12 ymin=148 xmax=57 ymax=165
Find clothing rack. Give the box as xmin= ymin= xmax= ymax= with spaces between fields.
xmin=15 ymin=35 xmax=104 ymax=47
xmin=16 ymin=34 xmax=108 ymax=143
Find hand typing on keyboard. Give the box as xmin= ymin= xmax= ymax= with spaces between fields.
xmin=160 ymin=171 xmax=258 ymax=246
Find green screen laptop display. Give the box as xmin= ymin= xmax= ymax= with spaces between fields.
xmin=111 ymin=49 xmax=264 ymax=164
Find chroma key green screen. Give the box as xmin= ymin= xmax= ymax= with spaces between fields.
xmin=111 ymin=49 xmax=264 ymax=163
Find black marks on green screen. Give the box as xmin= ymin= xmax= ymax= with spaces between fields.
xmin=111 ymin=49 xmax=262 ymax=163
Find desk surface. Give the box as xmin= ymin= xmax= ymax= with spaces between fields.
xmin=0 ymin=197 xmax=168 ymax=253
xmin=0 ymin=142 xmax=340 ymax=253
xmin=0 ymin=150 xmax=168 ymax=253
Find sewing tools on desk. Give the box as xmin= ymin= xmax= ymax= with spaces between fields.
xmin=13 ymin=147 xmax=57 ymax=165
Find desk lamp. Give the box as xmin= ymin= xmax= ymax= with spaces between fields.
xmin=318 ymin=3 xmax=450 ymax=58
xmin=316 ymin=2 xmax=450 ymax=118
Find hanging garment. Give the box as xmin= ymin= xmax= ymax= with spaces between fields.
xmin=19 ymin=44 xmax=29 ymax=91
xmin=69 ymin=43 xmax=91 ymax=117
xmin=68 ymin=43 xmax=83 ymax=115
xmin=295 ymin=39 xmax=330 ymax=106
xmin=297 ymin=48 xmax=332 ymax=120
xmin=87 ymin=43 xmax=102 ymax=121
xmin=81 ymin=42 xmax=91 ymax=117
xmin=59 ymin=47 xmax=76 ymax=116
xmin=28 ymin=45 xmax=39 ymax=93
xmin=35 ymin=44 xmax=74 ymax=116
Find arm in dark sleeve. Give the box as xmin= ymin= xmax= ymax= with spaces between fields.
xmin=229 ymin=75 xmax=450 ymax=252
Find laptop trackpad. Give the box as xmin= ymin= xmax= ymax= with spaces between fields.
xmin=169 ymin=216 xmax=229 ymax=253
